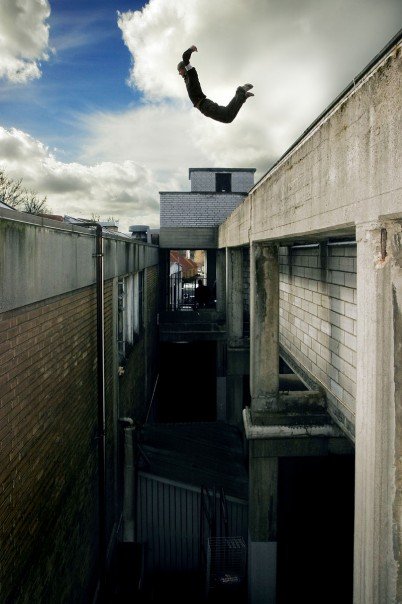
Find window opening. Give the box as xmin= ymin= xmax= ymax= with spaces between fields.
xmin=215 ymin=173 xmax=232 ymax=193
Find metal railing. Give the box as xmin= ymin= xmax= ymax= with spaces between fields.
xmin=168 ymin=275 xmax=216 ymax=311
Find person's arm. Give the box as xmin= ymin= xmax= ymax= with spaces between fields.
xmin=182 ymin=45 xmax=198 ymax=67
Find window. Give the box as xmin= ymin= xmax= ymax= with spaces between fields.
xmin=215 ymin=172 xmax=232 ymax=193
xmin=117 ymin=270 xmax=144 ymax=362
xmin=133 ymin=271 xmax=144 ymax=335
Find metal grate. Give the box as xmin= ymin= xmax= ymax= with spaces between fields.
xmin=207 ymin=536 xmax=246 ymax=591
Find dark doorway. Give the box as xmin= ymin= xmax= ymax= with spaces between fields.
xmin=216 ymin=172 xmax=232 ymax=193
xmin=277 ymin=454 xmax=355 ymax=604
xmin=157 ymin=342 xmax=217 ymax=422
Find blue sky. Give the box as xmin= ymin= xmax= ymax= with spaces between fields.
xmin=0 ymin=0 xmax=400 ymax=230
xmin=0 ymin=0 xmax=145 ymax=158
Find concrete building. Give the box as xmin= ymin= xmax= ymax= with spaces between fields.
xmin=0 ymin=29 xmax=401 ymax=604
xmin=157 ymin=30 xmax=402 ymax=604
xmin=217 ymin=32 xmax=402 ymax=604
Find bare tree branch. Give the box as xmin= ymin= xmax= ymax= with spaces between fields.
xmin=0 ymin=168 xmax=50 ymax=214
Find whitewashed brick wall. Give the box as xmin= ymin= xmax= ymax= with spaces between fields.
xmin=160 ymin=193 xmax=247 ymax=227
xmin=279 ymin=243 xmax=357 ymax=421
xmin=189 ymin=170 xmax=255 ymax=192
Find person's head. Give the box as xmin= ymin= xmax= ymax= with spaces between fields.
xmin=177 ymin=61 xmax=185 ymax=77
xmin=197 ymin=279 xmax=203 ymax=286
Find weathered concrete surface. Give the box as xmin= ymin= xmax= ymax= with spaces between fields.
xmin=226 ymin=247 xmax=244 ymax=346
xmin=250 ymin=243 xmax=279 ymax=411
xmin=159 ymin=226 xmax=217 ymax=249
xmin=354 ymin=221 xmax=402 ymax=604
xmin=248 ymin=454 xmax=278 ymax=603
xmin=0 ymin=208 xmax=158 ymax=312
xmin=219 ymin=42 xmax=402 ymax=249
xmin=248 ymin=540 xmax=276 ymax=604
xmin=215 ymin=249 xmax=226 ymax=313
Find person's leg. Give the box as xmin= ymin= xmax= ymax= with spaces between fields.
xmin=198 ymin=98 xmax=233 ymax=123
xmin=224 ymin=86 xmax=248 ymax=122
xmin=198 ymin=86 xmax=250 ymax=123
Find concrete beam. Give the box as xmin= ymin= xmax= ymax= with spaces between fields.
xmin=218 ymin=40 xmax=402 ymax=250
xmin=159 ymin=227 xmax=217 ymax=249
xmin=243 ymin=407 xmax=342 ymax=440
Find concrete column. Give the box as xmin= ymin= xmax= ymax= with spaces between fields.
xmin=354 ymin=221 xmax=402 ymax=604
xmin=250 ymin=242 xmax=280 ymax=412
xmin=248 ymin=452 xmax=278 ymax=604
xmin=216 ymin=249 xmax=226 ymax=313
xmin=206 ymin=249 xmax=216 ymax=294
xmin=226 ymin=247 xmax=244 ymax=347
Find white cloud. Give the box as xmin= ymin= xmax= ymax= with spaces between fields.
xmin=0 ymin=127 xmax=160 ymax=230
xmin=88 ymin=0 xmax=402 ymax=192
xmin=0 ymin=0 xmax=51 ymax=83
xmin=0 ymin=0 xmax=400 ymax=230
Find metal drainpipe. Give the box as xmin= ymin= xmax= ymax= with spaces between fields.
xmin=81 ymin=223 xmax=107 ymax=598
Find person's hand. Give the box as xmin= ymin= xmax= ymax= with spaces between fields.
xmin=190 ymin=45 xmax=198 ymax=52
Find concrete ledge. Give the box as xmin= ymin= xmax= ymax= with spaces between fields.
xmin=279 ymin=345 xmax=355 ymax=441
xmin=159 ymin=226 xmax=218 ymax=249
xmin=243 ymin=407 xmax=343 ymax=440
xmin=0 ymin=210 xmax=158 ymax=312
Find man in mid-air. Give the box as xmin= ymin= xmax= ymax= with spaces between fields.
xmin=178 ymin=45 xmax=254 ymax=124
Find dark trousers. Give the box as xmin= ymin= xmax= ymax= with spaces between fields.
xmin=198 ymin=86 xmax=246 ymax=123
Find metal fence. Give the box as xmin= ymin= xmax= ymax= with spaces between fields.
xmin=168 ymin=275 xmax=215 ymax=311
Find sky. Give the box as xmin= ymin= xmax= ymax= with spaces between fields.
xmin=0 ymin=0 xmax=400 ymax=232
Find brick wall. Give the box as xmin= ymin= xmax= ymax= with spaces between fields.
xmin=189 ymin=170 xmax=254 ymax=193
xmin=0 ymin=212 xmax=160 ymax=602
xmin=104 ymin=281 xmax=118 ymax=542
xmin=0 ymin=270 xmax=160 ymax=602
xmin=160 ymin=192 xmax=247 ymax=228
xmin=279 ymin=243 xmax=357 ymax=432
xmin=0 ymin=286 xmax=100 ymax=603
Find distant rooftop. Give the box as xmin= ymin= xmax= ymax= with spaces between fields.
xmin=189 ymin=167 xmax=256 ymax=178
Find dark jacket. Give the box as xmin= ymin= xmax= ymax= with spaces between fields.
xmin=182 ymin=48 xmax=206 ymax=107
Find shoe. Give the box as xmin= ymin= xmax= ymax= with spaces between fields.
xmin=245 ymin=92 xmax=254 ymax=98
xmin=241 ymin=83 xmax=253 ymax=92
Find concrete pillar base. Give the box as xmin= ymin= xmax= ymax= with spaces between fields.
xmin=251 ymin=394 xmax=278 ymax=413
xmin=248 ymin=537 xmax=277 ymax=604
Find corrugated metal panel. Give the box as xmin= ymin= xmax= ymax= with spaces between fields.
xmin=137 ymin=473 xmax=247 ymax=576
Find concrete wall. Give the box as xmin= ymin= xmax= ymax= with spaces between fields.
xmin=159 ymin=226 xmax=218 ymax=250
xmin=218 ymin=38 xmax=402 ymax=436
xmin=0 ymin=208 xmax=158 ymax=313
xmin=218 ymin=41 xmax=402 ymax=248
xmin=217 ymin=34 xmax=402 ymax=604
xmin=189 ymin=168 xmax=255 ymax=193
xmin=0 ymin=211 xmax=159 ymax=602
